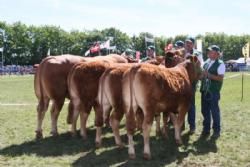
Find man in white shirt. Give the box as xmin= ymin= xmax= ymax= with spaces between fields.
xmin=200 ymin=45 xmax=225 ymax=139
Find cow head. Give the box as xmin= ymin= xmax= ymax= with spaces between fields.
xmin=165 ymin=49 xmax=185 ymax=68
xmin=185 ymin=55 xmax=203 ymax=82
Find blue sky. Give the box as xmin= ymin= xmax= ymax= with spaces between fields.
xmin=0 ymin=0 xmax=250 ymax=37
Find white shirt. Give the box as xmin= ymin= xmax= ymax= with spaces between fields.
xmin=205 ymin=58 xmax=226 ymax=75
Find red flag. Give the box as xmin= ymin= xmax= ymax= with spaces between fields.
xmin=90 ymin=43 xmax=100 ymax=54
xmin=136 ymin=51 xmax=141 ymax=60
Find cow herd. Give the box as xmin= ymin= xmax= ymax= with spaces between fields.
xmin=34 ymin=51 xmax=202 ymax=159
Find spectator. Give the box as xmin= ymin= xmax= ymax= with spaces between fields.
xmin=184 ymin=36 xmax=204 ymax=134
xmin=141 ymin=45 xmax=156 ymax=62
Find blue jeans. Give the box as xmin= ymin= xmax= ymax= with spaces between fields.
xmin=201 ymin=92 xmax=221 ymax=134
xmin=188 ymin=86 xmax=196 ymax=130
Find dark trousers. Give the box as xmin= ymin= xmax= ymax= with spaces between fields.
xmin=188 ymin=91 xmax=196 ymax=130
xmin=201 ymin=92 xmax=221 ymax=133
xmin=188 ymin=84 xmax=196 ymax=130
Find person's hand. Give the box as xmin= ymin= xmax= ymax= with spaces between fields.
xmin=202 ymin=70 xmax=209 ymax=78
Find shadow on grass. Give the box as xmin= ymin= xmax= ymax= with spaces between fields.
xmin=0 ymin=127 xmax=118 ymax=157
xmin=0 ymin=127 xmax=218 ymax=166
xmin=72 ymin=129 xmax=218 ymax=167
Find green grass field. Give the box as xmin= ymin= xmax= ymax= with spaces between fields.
xmin=0 ymin=73 xmax=250 ymax=167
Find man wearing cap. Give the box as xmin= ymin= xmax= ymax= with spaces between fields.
xmin=184 ymin=37 xmax=204 ymax=134
xmin=174 ymin=40 xmax=184 ymax=49
xmin=141 ymin=45 xmax=156 ymax=62
xmin=200 ymin=45 xmax=225 ymax=139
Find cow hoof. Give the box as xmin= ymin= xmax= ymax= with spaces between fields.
xmin=143 ymin=153 xmax=151 ymax=160
xmin=50 ymin=131 xmax=58 ymax=137
xmin=82 ymin=135 xmax=87 ymax=140
xmin=129 ymin=154 xmax=136 ymax=159
xmin=95 ymin=142 xmax=102 ymax=148
xmin=117 ymin=142 xmax=125 ymax=148
xmin=176 ymin=139 xmax=183 ymax=146
xmin=163 ymin=134 xmax=168 ymax=140
xmin=35 ymin=131 xmax=43 ymax=140
xmin=156 ymin=130 xmax=161 ymax=137
xmin=71 ymin=132 xmax=77 ymax=138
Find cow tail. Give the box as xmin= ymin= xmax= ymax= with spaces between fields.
xmin=66 ymin=63 xmax=78 ymax=124
xmin=35 ymin=57 xmax=52 ymax=113
xmin=129 ymin=65 xmax=141 ymax=112
xmin=99 ymin=68 xmax=111 ymax=123
xmin=126 ymin=65 xmax=140 ymax=134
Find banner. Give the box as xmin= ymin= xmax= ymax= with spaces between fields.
xmin=196 ymin=39 xmax=203 ymax=52
xmin=145 ymin=37 xmax=154 ymax=43
xmin=242 ymin=42 xmax=250 ymax=58
xmin=84 ymin=49 xmax=90 ymax=56
xmin=100 ymin=40 xmax=110 ymax=49
xmin=47 ymin=48 xmax=50 ymax=56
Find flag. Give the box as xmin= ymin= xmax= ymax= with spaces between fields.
xmin=136 ymin=51 xmax=141 ymax=60
xmin=109 ymin=46 xmax=116 ymax=50
xmin=242 ymin=42 xmax=250 ymax=58
xmin=100 ymin=40 xmax=110 ymax=49
xmin=196 ymin=39 xmax=203 ymax=52
xmin=47 ymin=48 xmax=50 ymax=56
xmin=90 ymin=45 xmax=100 ymax=54
xmin=145 ymin=37 xmax=154 ymax=43
xmin=85 ymin=49 xmax=90 ymax=56
xmin=0 ymin=47 xmax=3 ymax=52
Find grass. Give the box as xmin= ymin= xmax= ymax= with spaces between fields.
xmin=0 ymin=73 xmax=250 ymax=167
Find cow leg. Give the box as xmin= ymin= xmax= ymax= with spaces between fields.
xmin=67 ymin=100 xmax=74 ymax=124
xmin=93 ymin=102 xmax=104 ymax=148
xmin=50 ymin=99 xmax=65 ymax=136
xmin=142 ymin=112 xmax=154 ymax=160
xmin=71 ymin=98 xmax=81 ymax=137
xmin=110 ymin=107 xmax=124 ymax=148
xmin=126 ymin=109 xmax=136 ymax=159
xmin=176 ymin=104 xmax=188 ymax=144
xmin=170 ymin=112 xmax=184 ymax=145
xmin=79 ymin=104 xmax=91 ymax=140
xmin=135 ymin=108 xmax=143 ymax=132
xmin=161 ymin=112 xmax=169 ymax=139
xmin=155 ymin=114 xmax=161 ymax=137
xmin=102 ymin=103 xmax=112 ymax=128
xmin=36 ymin=97 xmax=50 ymax=139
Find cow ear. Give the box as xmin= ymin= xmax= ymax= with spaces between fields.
xmin=186 ymin=55 xmax=193 ymax=61
xmin=175 ymin=48 xmax=185 ymax=58
xmin=175 ymin=50 xmax=181 ymax=56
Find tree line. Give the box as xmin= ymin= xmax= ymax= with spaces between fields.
xmin=0 ymin=21 xmax=250 ymax=65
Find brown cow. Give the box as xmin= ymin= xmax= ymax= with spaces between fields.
xmin=34 ymin=54 xmax=128 ymax=139
xmin=122 ymin=56 xmax=201 ymax=159
xmin=68 ymin=61 xmax=113 ymax=147
xmin=97 ymin=51 xmax=184 ymax=147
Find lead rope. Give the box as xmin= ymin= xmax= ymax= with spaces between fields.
xmin=203 ymin=62 xmax=212 ymax=101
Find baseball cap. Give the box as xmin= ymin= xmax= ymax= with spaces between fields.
xmin=185 ymin=37 xmax=195 ymax=43
xmin=147 ymin=45 xmax=155 ymax=50
xmin=207 ymin=45 xmax=220 ymax=53
xmin=174 ymin=40 xmax=184 ymax=47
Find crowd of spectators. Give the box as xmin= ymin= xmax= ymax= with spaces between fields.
xmin=0 ymin=65 xmax=36 ymax=75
